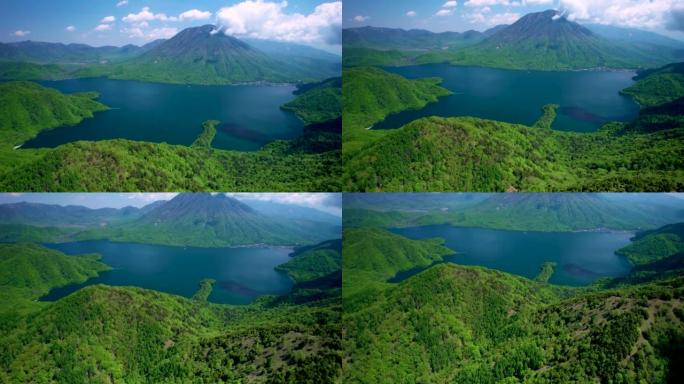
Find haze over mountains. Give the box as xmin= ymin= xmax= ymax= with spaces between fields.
xmin=0 ymin=24 xmax=341 ymax=84
xmin=343 ymin=9 xmax=684 ymax=70
xmin=0 ymin=193 xmax=340 ymax=247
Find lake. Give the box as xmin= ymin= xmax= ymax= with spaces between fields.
xmin=39 ymin=240 xmax=294 ymax=304
xmin=22 ymin=78 xmax=303 ymax=151
xmin=389 ymin=225 xmax=634 ymax=286
xmin=374 ymin=64 xmax=639 ymax=132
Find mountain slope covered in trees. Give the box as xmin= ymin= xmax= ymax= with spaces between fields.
xmin=342 ymin=225 xmax=684 ymax=383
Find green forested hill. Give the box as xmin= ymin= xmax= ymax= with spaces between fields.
xmin=617 ymin=223 xmax=684 ymax=265
xmin=342 ymin=66 xmax=451 ymax=155
xmin=0 ymin=240 xmax=342 ymax=383
xmin=281 ymin=77 xmax=341 ymax=125
xmin=276 ymin=239 xmax=342 ymax=283
xmin=0 ymin=243 xmax=110 ymax=314
xmin=621 ymin=62 xmax=684 ymax=107
xmin=342 ymin=226 xmax=684 ymax=383
xmin=342 ymin=65 xmax=684 ymax=192
xmin=0 ymin=81 xmax=107 ymax=148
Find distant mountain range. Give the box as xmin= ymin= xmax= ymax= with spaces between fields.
xmin=0 ymin=25 xmax=341 ymax=84
xmin=0 ymin=193 xmax=340 ymax=247
xmin=343 ymin=10 xmax=684 ymax=70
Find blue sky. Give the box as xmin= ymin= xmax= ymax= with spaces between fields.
xmin=0 ymin=193 xmax=342 ymax=216
xmin=1 ymin=1 xmax=341 ymax=51
xmin=343 ymin=1 xmax=684 ymax=39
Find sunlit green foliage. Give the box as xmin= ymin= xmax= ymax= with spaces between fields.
xmin=0 ymin=243 xmax=110 ymax=314
xmin=342 ymin=66 xmax=684 ymax=192
xmin=276 ymin=239 xmax=342 ymax=284
xmin=535 ymin=262 xmax=557 ymax=283
xmin=621 ymin=62 xmax=684 ymax=107
xmin=0 ymin=81 xmax=107 ymax=148
xmin=342 ymin=226 xmax=684 ymax=383
xmin=0 ymin=239 xmax=342 ymax=383
xmin=281 ymin=77 xmax=341 ymax=125
xmin=190 ymin=120 xmax=218 ymax=149
xmin=0 ymin=80 xmax=341 ymax=191
xmin=617 ymin=223 xmax=684 ymax=265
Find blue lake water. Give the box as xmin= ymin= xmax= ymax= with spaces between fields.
xmin=23 ymin=77 xmax=303 ymax=151
xmin=375 ymin=64 xmax=639 ymax=132
xmin=39 ymin=240 xmax=294 ymax=304
xmin=390 ymin=225 xmax=634 ymax=286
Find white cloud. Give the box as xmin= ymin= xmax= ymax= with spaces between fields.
xmin=125 ymin=193 xmax=177 ymax=202
xmin=524 ymin=0 xmax=553 ymax=4
xmin=101 ymin=16 xmax=116 ymax=23
xmin=443 ymin=1 xmax=458 ymax=7
xmin=13 ymin=30 xmax=30 ymax=37
xmin=116 ymin=0 xmax=128 ymax=7
xmin=436 ymin=9 xmax=454 ymax=16
xmin=406 ymin=10 xmax=417 ymax=17
xmin=353 ymin=15 xmax=369 ymax=22
xmin=123 ymin=7 xmax=175 ymax=23
xmin=179 ymin=9 xmax=212 ymax=21
xmin=95 ymin=24 xmax=112 ymax=31
xmin=469 ymin=11 xmax=520 ymax=25
xmin=146 ymin=27 xmax=178 ymax=39
xmin=216 ymin=1 xmax=342 ymax=45
xmin=559 ymin=0 xmax=679 ymax=30
xmin=66 ymin=25 xmax=77 ymax=32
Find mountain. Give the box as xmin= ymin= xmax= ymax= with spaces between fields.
xmin=241 ymin=38 xmax=341 ymax=80
xmin=109 ymin=25 xmax=329 ymax=85
xmin=586 ymin=24 xmax=684 ymax=49
xmin=0 ymin=40 xmax=151 ymax=64
xmin=0 ymin=201 xmax=146 ymax=227
xmin=102 ymin=193 xmax=337 ymax=247
xmin=343 ymin=26 xmax=484 ymax=50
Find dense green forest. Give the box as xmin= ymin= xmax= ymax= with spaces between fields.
xmin=342 ymin=66 xmax=684 ymax=192
xmin=0 ymin=239 xmax=342 ymax=383
xmin=342 ymin=224 xmax=684 ymax=383
xmin=0 ymin=80 xmax=341 ymax=191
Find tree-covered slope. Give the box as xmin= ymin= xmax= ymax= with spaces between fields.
xmin=0 ymin=238 xmax=342 ymax=383
xmin=342 ymin=227 xmax=684 ymax=383
xmin=617 ymin=223 xmax=684 ymax=265
xmin=281 ymin=77 xmax=341 ymax=125
xmin=0 ymin=81 xmax=107 ymax=148
xmin=0 ymin=243 xmax=110 ymax=314
xmin=276 ymin=239 xmax=342 ymax=284
xmin=342 ymin=66 xmax=684 ymax=192
xmin=342 ymin=66 xmax=451 ymax=155
xmin=621 ymin=62 xmax=684 ymax=107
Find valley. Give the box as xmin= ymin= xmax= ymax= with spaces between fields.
xmin=0 ymin=192 xmax=343 ymax=382
xmin=341 ymin=9 xmax=684 ymax=192
xmin=342 ymin=193 xmax=684 ymax=383
xmin=0 ymin=24 xmax=342 ymax=191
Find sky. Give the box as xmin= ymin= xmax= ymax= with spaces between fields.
xmin=344 ymin=0 xmax=684 ymax=39
xmin=1 ymin=0 xmax=342 ymax=52
xmin=0 ymin=193 xmax=342 ymax=216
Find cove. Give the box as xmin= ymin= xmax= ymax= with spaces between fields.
xmin=39 ymin=240 xmax=294 ymax=304
xmin=389 ymin=225 xmax=634 ymax=286
xmin=374 ymin=64 xmax=639 ymax=132
xmin=22 ymin=78 xmax=303 ymax=151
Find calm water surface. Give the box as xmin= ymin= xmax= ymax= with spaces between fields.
xmin=375 ymin=64 xmax=639 ymax=132
xmin=39 ymin=240 xmax=294 ymax=304
xmin=390 ymin=225 xmax=634 ymax=286
xmin=23 ymin=78 xmax=303 ymax=150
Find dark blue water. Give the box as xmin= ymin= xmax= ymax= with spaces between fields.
xmin=23 ymin=78 xmax=303 ymax=151
xmin=39 ymin=240 xmax=294 ymax=304
xmin=390 ymin=225 xmax=634 ymax=286
xmin=375 ymin=64 xmax=639 ymax=132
